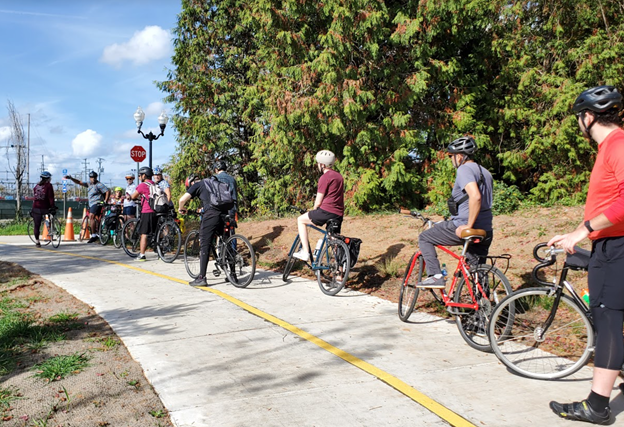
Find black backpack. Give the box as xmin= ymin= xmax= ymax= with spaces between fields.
xmin=203 ymin=177 xmax=234 ymax=210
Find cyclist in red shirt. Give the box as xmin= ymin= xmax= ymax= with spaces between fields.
xmin=293 ymin=150 xmax=344 ymax=261
xmin=30 ymin=171 xmax=57 ymax=247
xmin=548 ymin=86 xmax=624 ymax=425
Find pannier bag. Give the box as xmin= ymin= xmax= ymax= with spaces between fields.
xmin=336 ymin=236 xmax=362 ymax=268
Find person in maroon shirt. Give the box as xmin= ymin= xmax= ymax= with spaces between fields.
xmin=293 ymin=150 xmax=344 ymax=261
xmin=31 ymin=171 xmax=57 ymax=247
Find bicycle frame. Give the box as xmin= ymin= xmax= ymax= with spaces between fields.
xmin=410 ymin=243 xmax=488 ymax=311
xmin=286 ymin=223 xmax=331 ymax=272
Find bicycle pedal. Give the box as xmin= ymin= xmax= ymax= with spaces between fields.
xmin=213 ymin=269 xmax=221 ymax=277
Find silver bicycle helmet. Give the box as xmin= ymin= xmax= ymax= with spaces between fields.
xmin=448 ymin=136 xmax=477 ymax=156
xmin=315 ymin=150 xmax=336 ymax=166
xmin=40 ymin=171 xmax=52 ymax=179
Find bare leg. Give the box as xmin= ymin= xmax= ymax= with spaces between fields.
xmin=591 ymin=367 xmax=620 ymax=397
xmin=140 ymin=234 xmax=148 ymax=255
xmin=297 ymin=213 xmax=314 ymax=255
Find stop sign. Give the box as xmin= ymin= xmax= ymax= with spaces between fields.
xmin=130 ymin=146 xmax=146 ymax=162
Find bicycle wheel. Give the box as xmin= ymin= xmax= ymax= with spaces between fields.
xmin=488 ymin=288 xmax=594 ymax=380
xmin=99 ymin=216 xmax=110 ymax=245
xmin=184 ymin=230 xmax=201 ymax=279
xmin=223 ymin=234 xmax=256 ymax=288
xmin=316 ymin=238 xmax=350 ymax=296
xmin=398 ymin=254 xmax=423 ymax=322
xmin=282 ymin=236 xmax=301 ymax=282
xmin=113 ymin=218 xmax=124 ymax=249
xmin=50 ymin=217 xmax=62 ymax=248
xmin=121 ymin=218 xmax=140 ymax=258
xmin=27 ymin=218 xmax=37 ymax=244
xmin=156 ymin=220 xmax=182 ymax=263
xmin=452 ymin=264 xmax=513 ymax=352
xmin=78 ymin=216 xmax=89 ymax=242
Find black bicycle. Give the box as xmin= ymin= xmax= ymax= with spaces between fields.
xmin=487 ymin=243 xmax=595 ymax=379
xmin=120 ymin=209 xmax=182 ymax=262
xmin=99 ymin=203 xmax=125 ymax=248
xmin=183 ymin=212 xmax=256 ymax=288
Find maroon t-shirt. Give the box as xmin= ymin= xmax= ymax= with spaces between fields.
xmin=32 ymin=182 xmax=54 ymax=210
xmin=318 ymin=169 xmax=344 ymax=216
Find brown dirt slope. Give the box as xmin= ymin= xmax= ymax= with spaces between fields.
xmin=236 ymin=205 xmax=589 ymax=299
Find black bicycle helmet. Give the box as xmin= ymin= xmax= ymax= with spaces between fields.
xmin=40 ymin=171 xmax=52 ymax=179
xmin=215 ymin=160 xmax=227 ymax=172
xmin=448 ymin=136 xmax=477 ymax=156
xmin=89 ymin=171 xmax=98 ymax=178
xmin=138 ymin=166 xmax=153 ymax=177
xmin=185 ymin=173 xmax=199 ymax=189
xmin=573 ymin=86 xmax=622 ymax=113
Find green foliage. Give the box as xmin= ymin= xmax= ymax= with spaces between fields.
xmin=160 ymin=0 xmax=624 ymax=214
xmin=492 ymin=181 xmax=524 ymax=215
xmin=32 ymin=353 xmax=90 ymax=382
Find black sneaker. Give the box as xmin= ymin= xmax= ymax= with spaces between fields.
xmin=189 ymin=276 xmax=207 ymax=286
xmin=87 ymin=236 xmax=98 ymax=243
xmin=549 ymin=400 xmax=612 ymax=425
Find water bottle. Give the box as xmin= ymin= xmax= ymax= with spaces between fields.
xmin=441 ymin=263 xmax=448 ymax=280
xmin=581 ymin=288 xmax=590 ymax=305
xmin=313 ymin=238 xmax=323 ymax=258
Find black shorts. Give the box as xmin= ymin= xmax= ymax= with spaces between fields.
xmin=123 ymin=206 xmax=137 ymax=216
xmin=308 ymin=208 xmax=342 ymax=231
xmin=89 ymin=204 xmax=103 ymax=216
xmin=589 ymin=236 xmax=624 ymax=310
xmin=138 ymin=212 xmax=158 ymax=235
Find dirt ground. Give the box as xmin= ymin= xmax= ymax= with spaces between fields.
xmin=0 ymin=263 xmax=173 ymax=427
xmin=0 ymin=205 xmax=588 ymax=426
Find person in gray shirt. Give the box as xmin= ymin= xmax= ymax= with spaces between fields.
xmin=418 ymin=136 xmax=494 ymax=288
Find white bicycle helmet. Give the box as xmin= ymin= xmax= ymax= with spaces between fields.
xmin=315 ymin=150 xmax=336 ymax=167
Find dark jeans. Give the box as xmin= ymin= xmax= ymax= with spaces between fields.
xmin=199 ymin=209 xmax=225 ymax=278
xmin=31 ymin=208 xmax=50 ymax=241
xmin=418 ymin=220 xmax=493 ymax=276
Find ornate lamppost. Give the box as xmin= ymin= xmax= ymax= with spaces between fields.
xmin=133 ymin=106 xmax=169 ymax=168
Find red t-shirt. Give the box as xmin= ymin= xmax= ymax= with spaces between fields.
xmin=318 ymin=169 xmax=344 ymax=216
xmin=32 ymin=182 xmax=55 ymax=210
xmin=136 ymin=180 xmax=155 ymax=214
xmin=584 ymin=128 xmax=624 ymax=239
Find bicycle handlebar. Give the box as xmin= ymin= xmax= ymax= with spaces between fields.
xmin=400 ymin=209 xmax=431 ymax=227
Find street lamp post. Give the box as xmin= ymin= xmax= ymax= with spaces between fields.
xmin=133 ymin=106 xmax=169 ymax=169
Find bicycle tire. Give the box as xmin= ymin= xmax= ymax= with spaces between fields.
xmin=50 ymin=217 xmax=62 ymax=248
xmin=99 ymin=216 xmax=110 ymax=245
xmin=113 ymin=218 xmax=124 ymax=248
xmin=121 ymin=218 xmax=140 ymax=258
xmin=452 ymin=264 xmax=513 ymax=352
xmin=156 ymin=220 xmax=182 ymax=263
xmin=398 ymin=254 xmax=423 ymax=322
xmin=184 ymin=230 xmax=201 ymax=279
xmin=316 ymin=238 xmax=350 ymax=296
xmin=282 ymin=236 xmax=301 ymax=282
xmin=78 ymin=216 xmax=89 ymax=242
xmin=223 ymin=234 xmax=256 ymax=288
xmin=488 ymin=288 xmax=594 ymax=380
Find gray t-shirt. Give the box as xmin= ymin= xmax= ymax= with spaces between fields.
xmin=88 ymin=182 xmax=109 ymax=208
xmin=451 ymin=162 xmax=493 ymax=231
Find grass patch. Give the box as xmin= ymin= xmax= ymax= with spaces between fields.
xmin=48 ymin=312 xmax=79 ymax=323
xmin=376 ymin=256 xmax=401 ymax=278
xmin=32 ymin=353 xmax=90 ymax=382
xmin=0 ymin=385 xmax=23 ymax=412
xmin=0 ymin=220 xmax=29 ymax=236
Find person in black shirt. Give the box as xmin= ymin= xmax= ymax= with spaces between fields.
xmin=178 ymin=173 xmax=233 ymax=286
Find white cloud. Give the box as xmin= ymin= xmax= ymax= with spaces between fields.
xmin=72 ymin=129 xmax=103 ymax=157
xmin=100 ymin=26 xmax=171 ymax=68
xmin=145 ymin=101 xmax=165 ymax=116
xmin=0 ymin=126 xmax=10 ymax=142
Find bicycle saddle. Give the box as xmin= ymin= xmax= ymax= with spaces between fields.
xmin=326 ymin=219 xmax=341 ymax=235
xmin=460 ymin=228 xmax=486 ymax=240
xmin=564 ymin=247 xmax=591 ymax=270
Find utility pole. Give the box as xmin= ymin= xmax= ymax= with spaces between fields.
xmin=82 ymin=159 xmax=89 ymax=199
xmin=39 ymin=155 xmax=45 ymax=174
xmin=96 ymin=157 xmax=104 ymax=183
xmin=27 ymin=113 xmax=30 ymax=187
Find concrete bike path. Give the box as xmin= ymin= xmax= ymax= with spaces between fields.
xmin=1 ymin=236 xmax=622 ymax=427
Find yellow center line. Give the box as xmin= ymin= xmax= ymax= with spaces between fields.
xmin=2 ymin=242 xmax=476 ymax=427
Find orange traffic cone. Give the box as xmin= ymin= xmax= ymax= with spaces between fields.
xmin=42 ymin=215 xmax=51 ymax=241
xmin=64 ymin=208 xmax=76 ymax=241
xmin=81 ymin=208 xmax=90 ymax=241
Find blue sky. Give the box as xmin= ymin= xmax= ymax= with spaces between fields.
xmin=0 ymin=1 xmax=182 ymax=190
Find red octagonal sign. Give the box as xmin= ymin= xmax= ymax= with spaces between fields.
xmin=130 ymin=145 xmax=147 ymax=162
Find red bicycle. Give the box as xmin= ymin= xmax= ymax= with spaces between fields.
xmin=398 ymin=210 xmax=512 ymax=352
